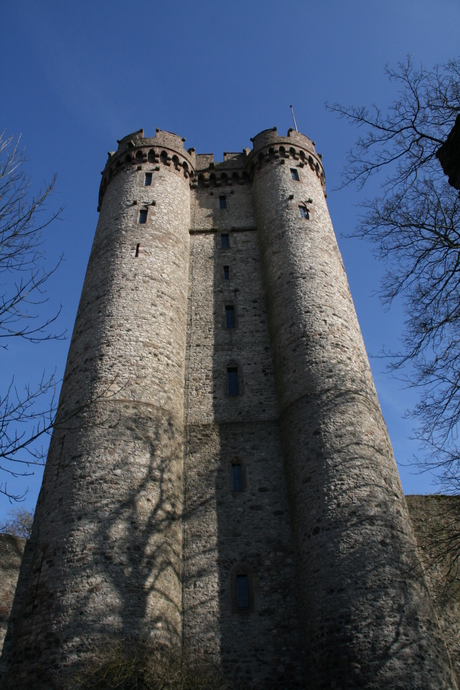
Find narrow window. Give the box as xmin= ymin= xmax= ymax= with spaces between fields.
xmin=236 ymin=575 xmax=249 ymax=609
xmin=135 ymin=243 xmax=140 ymax=257
xmin=219 ymin=195 xmax=227 ymax=209
xmin=227 ymin=367 xmax=239 ymax=396
xmin=232 ymin=464 xmax=243 ymax=491
xmin=225 ymin=305 xmax=235 ymax=329
xmin=221 ymin=233 xmax=230 ymax=249
xmin=299 ymin=205 xmax=309 ymax=219
xmin=223 ymin=265 xmax=230 ymax=280
xmin=291 ymin=168 xmax=300 ymax=181
xmin=138 ymin=209 xmax=148 ymax=224
xmin=144 ymin=172 xmax=152 ymax=186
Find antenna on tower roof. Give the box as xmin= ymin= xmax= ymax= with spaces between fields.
xmin=290 ymin=105 xmax=298 ymax=132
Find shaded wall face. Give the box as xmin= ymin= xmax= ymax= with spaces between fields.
xmin=251 ymin=152 xmax=458 ymax=688
xmin=252 ymin=159 xmax=375 ymax=410
xmin=3 ymin=501 xmax=460 ymax=688
xmin=183 ymin=179 xmax=305 ymax=689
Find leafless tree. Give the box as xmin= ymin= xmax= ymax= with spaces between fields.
xmin=327 ymin=57 xmax=460 ymax=490
xmin=0 ymin=132 xmax=64 ymax=501
xmin=0 ymin=505 xmax=34 ymax=538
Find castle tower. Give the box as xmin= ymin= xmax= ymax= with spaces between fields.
xmin=248 ymin=128 xmax=457 ymax=687
xmin=2 ymin=129 xmax=194 ymax=687
xmin=1 ymin=127 xmax=457 ymax=689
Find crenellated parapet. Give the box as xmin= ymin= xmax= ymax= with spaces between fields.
xmin=191 ymin=151 xmax=250 ymax=189
xmin=192 ymin=168 xmax=251 ymax=189
xmin=246 ymin=126 xmax=326 ymax=190
xmin=98 ymin=128 xmax=196 ymax=210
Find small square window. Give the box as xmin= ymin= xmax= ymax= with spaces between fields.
xmin=225 ymin=305 xmax=235 ymax=329
xmin=299 ymin=205 xmax=309 ymax=219
xmin=144 ymin=172 xmax=152 ymax=186
xmin=223 ymin=265 xmax=230 ymax=280
xmin=291 ymin=168 xmax=300 ymax=181
xmin=236 ymin=575 xmax=249 ymax=609
xmin=227 ymin=367 xmax=239 ymax=396
xmin=219 ymin=195 xmax=227 ymax=209
xmin=138 ymin=209 xmax=148 ymax=224
xmin=232 ymin=464 xmax=243 ymax=491
xmin=221 ymin=233 xmax=230 ymax=249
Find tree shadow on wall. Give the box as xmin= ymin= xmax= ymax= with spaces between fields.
xmin=61 ymin=405 xmax=185 ymax=674
xmin=278 ymin=386 xmax=458 ymax=688
xmin=3 ymin=399 xmax=215 ymax=689
xmin=59 ymin=397 xmax=226 ymax=689
xmin=182 ymin=227 xmax=306 ymax=690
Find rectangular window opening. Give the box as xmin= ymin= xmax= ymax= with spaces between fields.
xmin=135 ymin=243 xmax=140 ymax=257
xmin=221 ymin=233 xmax=230 ymax=249
xmin=227 ymin=367 xmax=239 ymax=396
xmin=299 ymin=205 xmax=309 ymax=219
xmin=236 ymin=575 xmax=249 ymax=609
xmin=225 ymin=305 xmax=235 ymax=329
xmin=219 ymin=195 xmax=227 ymax=209
xmin=291 ymin=168 xmax=300 ymax=181
xmin=232 ymin=464 xmax=243 ymax=492
xmin=223 ymin=265 xmax=230 ymax=280
xmin=138 ymin=209 xmax=148 ymax=224
xmin=144 ymin=172 xmax=153 ymax=186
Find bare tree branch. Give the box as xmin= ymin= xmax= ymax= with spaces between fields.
xmin=0 ymin=131 xmax=64 ymax=501
xmin=327 ymin=57 xmax=460 ymax=491
xmin=0 ymin=506 xmax=34 ymax=538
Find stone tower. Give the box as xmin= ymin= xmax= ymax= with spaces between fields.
xmin=1 ymin=127 xmax=457 ymax=689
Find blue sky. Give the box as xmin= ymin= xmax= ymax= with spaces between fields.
xmin=1 ymin=0 xmax=460 ymax=519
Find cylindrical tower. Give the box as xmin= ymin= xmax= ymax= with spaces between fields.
xmin=249 ymin=128 xmax=457 ymax=688
xmin=2 ymin=129 xmax=194 ymax=688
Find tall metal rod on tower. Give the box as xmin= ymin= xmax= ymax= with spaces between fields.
xmin=290 ymin=105 xmax=298 ymax=132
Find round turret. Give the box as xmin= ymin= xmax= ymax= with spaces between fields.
xmin=249 ymin=127 xmax=457 ymax=688
xmin=2 ymin=129 xmax=193 ymax=688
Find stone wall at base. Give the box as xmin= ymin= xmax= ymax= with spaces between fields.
xmin=406 ymin=495 xmax=460 ymax=681
xmin=0 ymin=536 xmax=26 ymax=653
xmin=2 ymin=496 xmax=460 ymax=681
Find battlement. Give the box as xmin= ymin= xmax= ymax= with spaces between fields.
xmin=195 ymin=153 xmax=215 ymax=169
xmin=98 ymin=128 xmax=196 ymax=210
xmin=247 ymin=127 xmax=325 ymax=190
xmin=115 ymin=128 xmax=187 ymax=156
xmin=249 ymin=126 xmax=315 ymax=152
xmin=100 ymin=128 xmax=324 ymax=210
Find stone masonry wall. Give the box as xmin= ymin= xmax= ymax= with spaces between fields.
xmin=406 ymin=495 xmax=460 ymax=682
xmin=4 ymin=499 xmax=460 ymax=681
xmin=250 ymin=128 xmax=457 ymax=688
xmin=1 ymin=132 xmax=192 ymax=689
xmin=183 ymin=216 xmax=304 ymax=686
xmin=0 ymin=537 xmax=26 ymax=654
